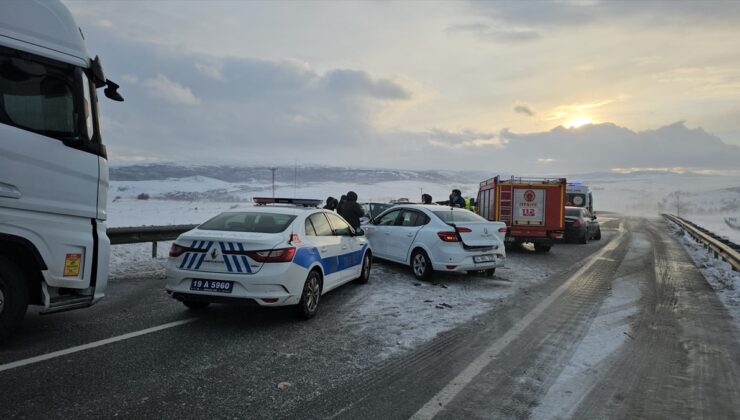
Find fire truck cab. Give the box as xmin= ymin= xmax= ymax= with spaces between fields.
xmin=477 ymin=176 xmax=566 ymax=252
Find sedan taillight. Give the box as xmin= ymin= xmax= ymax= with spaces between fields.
xmin=498 ymin=226 xmax=508 ymax=233
xmin=572 ymin=219 xmax=582 ymax=227
xmin=246 ymin=247 xmax=296 ymax=263
xmin=437 ymin=231 xmax=460 ymax=242
xmin=169 ymin=244 xmax=187 ymax=257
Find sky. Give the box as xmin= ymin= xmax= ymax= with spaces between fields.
xmin=66 ymin=0 xmax=740 ymax=174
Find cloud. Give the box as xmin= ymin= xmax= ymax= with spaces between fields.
xmin=141 ymin=74 xmax=201 ymax=106
xmin=513 ymin=103 xmax=535 ymax=116
xmin=468 ymin=1 xmax=740 ymax=28
xmin=447 ymin=22 xmax=540 ymax=43
xmin=194 ymin=63 xmax=223 ymax=81
xmin=426 ymin=128 xmax=503 ymax=149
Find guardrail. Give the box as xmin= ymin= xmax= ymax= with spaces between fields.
xmin=107 ymin=224 xmax=198 ymax=257
xmin=663 ymin=214 xmax=740 ymax=272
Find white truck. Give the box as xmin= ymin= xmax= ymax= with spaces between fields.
xmin=0 ymin=0 xmax=123 ymax=339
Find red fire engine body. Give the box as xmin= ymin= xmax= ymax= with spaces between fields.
xmin=477 ymin=176 xmax=566 ymax=252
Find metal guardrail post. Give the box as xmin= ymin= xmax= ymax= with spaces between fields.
xmin=107 ymin=224 xmax=198 ymax=258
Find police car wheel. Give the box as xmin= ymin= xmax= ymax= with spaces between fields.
xmin=182 ymin=300 xmax=210 ymax=310
xmin=0 ymin=256 xmax=29 ymax=340
xmin=296 ymin=270 xmax=321 ymax=319
xmin=411 ymin=249 xmax=432 ymax=281
xmin=355 ymin=252 xmax=371 ymax=284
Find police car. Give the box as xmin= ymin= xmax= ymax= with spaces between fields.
xmin=165 ymin=198 xmax=372 ymax=319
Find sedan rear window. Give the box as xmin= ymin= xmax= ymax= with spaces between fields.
xmin=199 ymin=212 xmax=296 ymax=233
xmin=566 ymin=208 xmax=581 ymax=217
xmin=432 ymin=210 xmax=486 ymax=223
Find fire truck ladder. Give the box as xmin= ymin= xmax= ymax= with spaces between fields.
xmin=499 ymin=180 xmax=514 ymax=225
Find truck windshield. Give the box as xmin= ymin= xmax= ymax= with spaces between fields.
xmin=0 ymin=49 xmax=95 ymax=143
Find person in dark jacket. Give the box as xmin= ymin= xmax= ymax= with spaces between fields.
xmin=323 ymin=196 xmax=338 ymax=211
xmin=337 ymin=195 xmax=347 ymax=212
xmin=449 ymin=189 xmax=465 ymax=208
xmin=421 ymin=193 xmax=433 ymax=204
xmin=338 ymin=191 xmax=364 ymax=229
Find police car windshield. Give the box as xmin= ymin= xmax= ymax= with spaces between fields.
xmin=199 ymin=212 xmax=297 ymax=233
xmin=433 ymin=210 xmax=486 ymax=223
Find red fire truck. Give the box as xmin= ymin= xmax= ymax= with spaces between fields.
xmin=477 ymin=176 xmax=566 ymax=252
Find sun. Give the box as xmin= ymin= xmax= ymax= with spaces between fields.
xmin=565 ymin=116 xmax=593 ymax=128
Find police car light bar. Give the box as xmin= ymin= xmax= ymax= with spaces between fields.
xmin=253 ymin=197 xmax=323 ymax=207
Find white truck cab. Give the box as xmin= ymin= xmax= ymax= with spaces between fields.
xmin=566 ymin=182 xmax=593 ymax=214
xmin=0 ymin=0 xmax=122 ymax=339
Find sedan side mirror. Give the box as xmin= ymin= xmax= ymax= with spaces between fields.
xmin=353 ymin=228 xmax=365 ymax=236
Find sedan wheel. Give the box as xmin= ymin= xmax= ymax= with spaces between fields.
xmin=411 ymin=250 xmax=432 ymax=281
xmin=296 ymin=271 xmax=321 ymax=319
xmin=355 ymin=252 xmax=371 ymax=284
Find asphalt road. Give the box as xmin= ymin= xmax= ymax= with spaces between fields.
xmin=1 ymin=216 xmax=738 ymax=419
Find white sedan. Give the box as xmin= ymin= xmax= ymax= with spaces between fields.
xmin=364 ymin=205 xmax=506 ymax=280
xmin=165 ymin=198 xmax=372 ymax=319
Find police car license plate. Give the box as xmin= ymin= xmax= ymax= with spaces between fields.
xmin=190 ymin=279 xmax=233 ymax=293
xmin=474 ymin=254 xmax=495 ymax=264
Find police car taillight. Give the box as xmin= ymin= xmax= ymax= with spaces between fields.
xmin=169 ymin=244 xmax=187 ymax=257
xmin=246 ymin=247 xmax=296 ymax=263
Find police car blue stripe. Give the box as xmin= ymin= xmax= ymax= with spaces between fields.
xmin=186 ymin=251 xmax=199 ymax=269
xmin=293 ymin=243 xmax=368 ymax=275
xmin=179 ymin=253 xmax=191 ymax=269
xmin=231 ymin=254 xmax=243 ymax=273
xmin=194 ymin=241 xmax=213 ymax=270
xmin=219 ymin=242 xmax=233 ymax=272
xmin=236 ymin=243 xmax=253 ymax=274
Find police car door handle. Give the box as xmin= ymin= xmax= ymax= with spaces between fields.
xmin=320 ymin=246 xmax=328 ymax=252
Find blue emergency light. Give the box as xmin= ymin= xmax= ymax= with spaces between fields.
xmin=253 ymin=197 xmax=323 ymax=207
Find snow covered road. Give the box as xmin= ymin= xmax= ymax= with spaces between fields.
xmin=1 ymin=216 xmax=738 ymax=419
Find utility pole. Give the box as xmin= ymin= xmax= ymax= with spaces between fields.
xmin=676 ymin=190 xmax=680 ymax=217
xmin=271 ymin=167 xmax=277 ymax=198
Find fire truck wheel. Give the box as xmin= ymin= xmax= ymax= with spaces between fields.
xmin=0 ymin=256 xmax=29 ymax=340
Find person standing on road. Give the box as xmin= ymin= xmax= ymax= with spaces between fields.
xmin=422 ymin=193 xmax=433 ymax=204
xmin=338 ymin=191 xmax=364 ymax=229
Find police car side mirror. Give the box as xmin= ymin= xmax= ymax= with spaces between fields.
xmin=353 ymin=228 xmax=365 ymax=236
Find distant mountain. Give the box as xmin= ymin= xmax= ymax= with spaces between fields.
xmin=110 ymin=163 xmax=491 ymax=185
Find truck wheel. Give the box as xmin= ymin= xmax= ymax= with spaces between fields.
xmin=534 ymin=243 xmax=551 ymax=252
xmin=0 ymin=256 xmax=29 ymax=340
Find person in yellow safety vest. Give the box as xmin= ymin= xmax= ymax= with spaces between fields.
xmin=464 ymin=197 xmax=472 ymax=210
